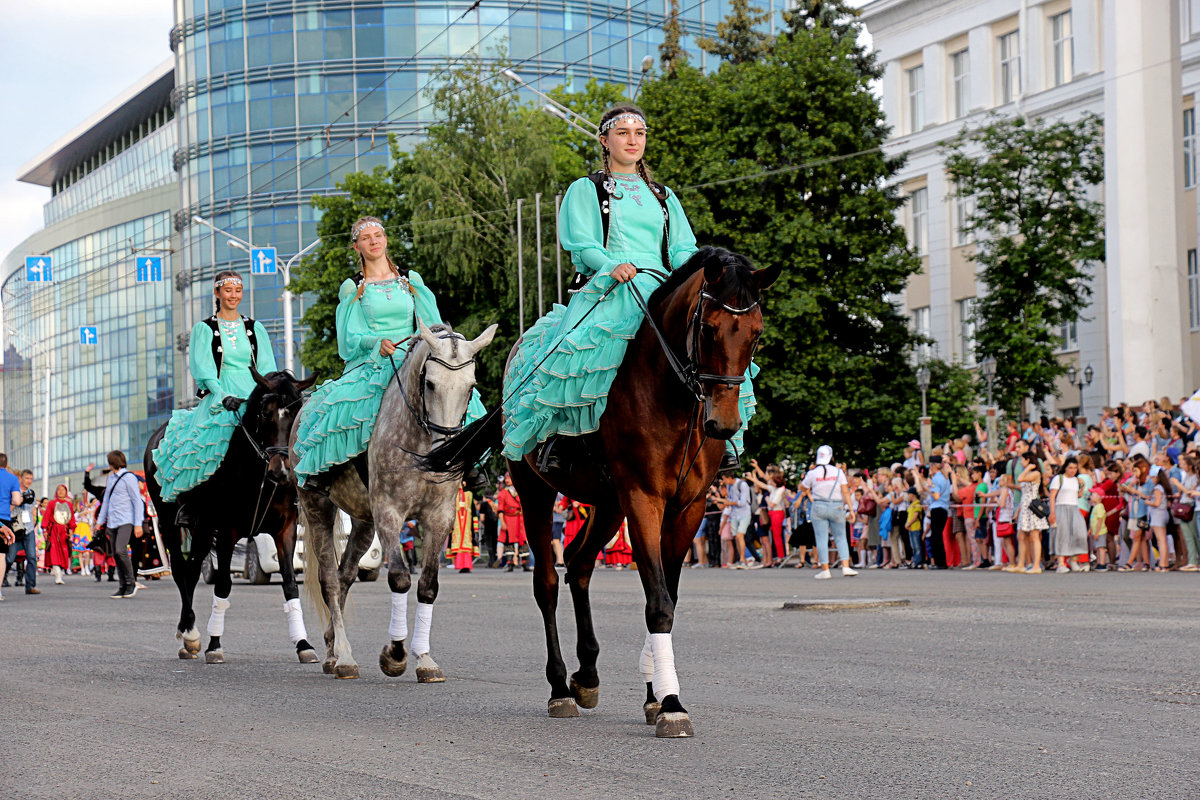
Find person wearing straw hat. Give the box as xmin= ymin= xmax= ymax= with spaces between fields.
xmin=799 ymin=445 xmax=857 ymax=579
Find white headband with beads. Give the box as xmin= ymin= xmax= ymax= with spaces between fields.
xmin=352 ymin=220 xmax=385 ymax=242
xmin=215 ymin=276 xmax=242 ymax=288
xmin=600 ymin=113 xmax=648 ymax=135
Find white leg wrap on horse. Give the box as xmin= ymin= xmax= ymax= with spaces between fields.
xmin=388 ymin=591 xmax=409 ymax=641
xmin=639 ymin=632 xmax=655 ymax=684
xmin=206 ymin=596 xmax=231 ymax=637
xmin=283 ymin=598 xmax=307 ymax=644
xmin=650 ymin=633 xmax=680 ymax=702
xmin=413 ymin=602 xmax=433 ymax=656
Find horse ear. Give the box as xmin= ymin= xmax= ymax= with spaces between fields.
xmin=752 ymin=261 xmax=783 ymax=292
xmin=417 ymin=317 xmax=436 ymax=347
xmin=466 ymin=323 xmax=499 ymax=356
xmin=294 ymin=373 xmax=318 ymax=391
xmin=250 ymin=364 xmax=272 ymax=390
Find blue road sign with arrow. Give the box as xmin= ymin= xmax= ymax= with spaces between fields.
xmin=80 ymin=327 xmax=97 ymax=345
xmin=250 ymin=247 xmax=277 ymax=275
xmin=25 ymin=255 xmax=52 ymax=282
xmin=136 ymin=256 xmax=163 ymax=282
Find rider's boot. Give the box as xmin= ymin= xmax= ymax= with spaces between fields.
xmin=465 ymin=467 xmax=490 ymax=496
xmin=175 ymin=504 xmax=193 ymax=529
xmin=719 ymin=450 xmax=741 ymax=474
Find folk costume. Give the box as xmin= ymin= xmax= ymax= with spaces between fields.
xmin=563 ymin=499 xmax=589 ymax=549
xmin=446 ymin=486 xmax=478 ymax=572
xmin=291 ymin=267 xmax=485 ymax=486
xmin=41 ymin=487 xmax=74 ymax=579
xmin=604 ymin=519 xmax=633 ymax=568
xmin=152 ymin=309 xmax=276 ymax=501
xmin=501 ymin=167 xmax=757 ymax=462
xmin=497 ymin=483 xmax=529 ymax=570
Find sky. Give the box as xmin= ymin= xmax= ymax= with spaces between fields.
xmin=0 ymin=0 xmax=174 ymax=264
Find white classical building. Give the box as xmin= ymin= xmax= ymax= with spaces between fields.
xmin=862 ymin=0 xmax=1200 ymax=419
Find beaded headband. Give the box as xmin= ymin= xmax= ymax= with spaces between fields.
xmin=215 ymin=276 xmax=242 ymax=288
xmin=351 ymin=220 xmax=385 ymax=242
xmin=600 ymin=113 xmax=648 ymax=135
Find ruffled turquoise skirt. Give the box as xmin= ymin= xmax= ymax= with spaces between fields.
xmin=293 ymin=352 xmax=486 ymax=485
xmin=501 ymin=272 xmax=756 ymax=461
xmin=152 ymin=393 xmax=239 ymax=502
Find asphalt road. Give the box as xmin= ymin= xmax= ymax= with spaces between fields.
xmin=3 ymin=565 xmax=1199 ymax=799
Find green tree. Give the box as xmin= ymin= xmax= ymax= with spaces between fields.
xmin=659 ymin=0 xmax=687 ymax=75
xmin=886 ymin=360 xmax=981 ymax=462
xmin=944 ymin=114 xmax=1105 ymax=415
xmin=696 ymin=0 xmax=774 ymax=64
xmin=290 ymin=140 xmax=417 ymax=382
xmin=640 ymin=7 xmax=922 ymax=465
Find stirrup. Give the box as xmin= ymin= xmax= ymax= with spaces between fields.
xmin=719 ymin=451 xmax=741 ymax=474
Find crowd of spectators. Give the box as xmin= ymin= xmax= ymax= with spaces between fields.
xmin=686 ymin=398 xmax=1200 ymax=577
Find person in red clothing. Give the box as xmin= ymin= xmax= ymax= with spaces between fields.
xmin=1089 ymin=462 xmax=1126 ymax=571
xmin=563 ymin=499 xmax=588 ymax=549
xmin=604 ymin=519 xmax=633 ymax=569
xmin=496 ymin=474 xmax=529 ymax=572
xmin=41 ymin=485 xmax=75 ymax=585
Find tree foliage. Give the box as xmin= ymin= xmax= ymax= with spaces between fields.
xmin=885 ymin=359 xmax=980 ymax=461
xmin=697 ymin=0 xmax=774 ymax=64
xmin=640 ymin=8 xmax=921 ymax=465
xmin=944 ymin=114 xmax=1105 ymax=415
xmin=659 ymin=0 xmax=687 ymax=75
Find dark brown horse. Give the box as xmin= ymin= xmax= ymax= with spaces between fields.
xmin=423 ymin=247 xmax=779 ymax=737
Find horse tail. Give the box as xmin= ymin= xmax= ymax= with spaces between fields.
xmin=300 ymin=507 xmax=330 ymax=625
xmin=415 ymin=408 xmax=502 ymax=476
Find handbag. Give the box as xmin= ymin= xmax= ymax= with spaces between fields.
xmin=1170 ymin=500 xmax=1194 ymax=522
xmin=1029 ymin=498 xmax=1050 ymax=520
xmin=858 ymin=498 xmax=877 ymax=517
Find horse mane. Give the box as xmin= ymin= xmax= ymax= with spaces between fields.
xmin=647 ymin=246 xmax=757 ymax=310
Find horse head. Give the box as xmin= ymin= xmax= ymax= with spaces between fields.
xmin=657 ymin=246 xmax=781 ymax=441
xmin=247 ymin=366 xmax=317 ymax=483
xmin=412 ymin=319 xmax=498 ymax=443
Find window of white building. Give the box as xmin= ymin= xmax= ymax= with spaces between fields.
xmin=1185 ymin=107 xmax=1197 ymax=189
xmin=954 ymin=185 xmax=976 ymax=245
xmin=908 ymin=187 xmax=929 ymax=255
xmin=1050 ymin=12 xmax=1074 ymax=86
xmin=913 ymin=306 xmax=932 ymax=361
xmin=951 ymin=49 xmax=970 ymax=118
xmin=1057 ymin=319 xmax=1078 ymax=352
xmin=958 ymin=297 xmax=977 ymax=366
xmin=1189 ymin=249 xmax=1200 ymax=330
xmin=906 ymin=64 xmax=925 ymax=132
xmin=998 ymin=31 xmax=1021 ymax=104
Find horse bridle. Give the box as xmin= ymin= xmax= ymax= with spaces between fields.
xmin=388 ymin=332 xmax=477 ymax=440
xmin=236 ymin=392 xmax=303 ymax=480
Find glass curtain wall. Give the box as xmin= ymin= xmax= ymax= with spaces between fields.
xmin=172 ymin=0 xmax=728 ymax=373
xmin=1 ymin=213 xmax=175 ymax=478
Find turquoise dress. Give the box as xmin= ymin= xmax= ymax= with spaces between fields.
xmin=292 ymin=270 xmax=485 ymax=485
xmin=501 ymin=172 xmax=757 ymax=461
xmin=153 ymin=317 xmax=277 ymax=501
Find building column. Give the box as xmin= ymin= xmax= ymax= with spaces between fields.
xmin=1104 ymin=0 xmax=1188 ymax=403
xmin=922 ymin=42 xmax=946 ymax=128
xmin=1072 ymin=0 xmax=1100 ymax=77
xmin=1023 ymin=2 xmax=1046 ymax=96
xmin=881 ymin=60 xmax=901 ymax=133
xmin=926 ymin=169 xmax=954 ymax=359
xmin=967 ymin=25 xmax=993 ymax=112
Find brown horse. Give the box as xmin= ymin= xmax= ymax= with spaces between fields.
xmin=423 ymin=247 xmax=779 ymax=737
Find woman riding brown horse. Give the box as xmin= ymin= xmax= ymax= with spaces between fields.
xmin=423 ymin=246 xmax=779 ymax=737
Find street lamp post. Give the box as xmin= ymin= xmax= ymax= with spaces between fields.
xmin=916 ymin=364 xmax=931 ymax=460
xmin=500 ymin=70 xmax=600 ymax=139
xmin=9 ymin=328 xmax=51 ymax=499
xmin=981 ymin=355 xmax=997 ymax=457
xmin=282 ymin=238 xmax=321 ymax=374
xmin=1066 ymin=363 xmax=1094 ymax=425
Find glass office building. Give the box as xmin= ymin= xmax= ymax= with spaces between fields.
xmin=170 ymin=0 xmax=737 ymax=378
xmin=1 ymin=63 xmax=178 ymax=485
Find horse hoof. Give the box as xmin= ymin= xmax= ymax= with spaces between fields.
xmin=547 ymin=697 xmax=579 ymax=718
xmin=204 ymin=650 xmax=225 ymax=665
xmin=655 ymin=711 xmax=694 ymax=738
xmin=298 ymin=649 xmax=319 ymax=664
xmin=334 ymin=663 xmax=360 ymax=679
xmin=178 ymin=648 xmax=199 ymax=660
xmin=643 ymin=702 xmax=661 ymax=726
xmin=570 ymin=678 xmax=599 ymax=709
xmin=178 ymin=631 xmax=201 ymax=655
xmin=379 ymin=645 xmax=408 ymax=677
xmin=322 ymin=659 xmax=337 ymax=674
xmin=415 ymin=653 xmax=445 ymax=683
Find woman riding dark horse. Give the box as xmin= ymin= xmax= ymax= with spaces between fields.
xmin=145 ymin=270 xmax=316 ymax=663
xmin=423 ymin=106 xmax=780 ymax=737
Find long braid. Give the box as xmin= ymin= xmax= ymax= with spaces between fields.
xmin=602 ymin=147 xmax=612 ymax=179
xmin=637 ymin=159 xmax=666 ymax=200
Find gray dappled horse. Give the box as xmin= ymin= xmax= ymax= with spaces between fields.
xmin=295 ymin=321 xmax=497 ymax=680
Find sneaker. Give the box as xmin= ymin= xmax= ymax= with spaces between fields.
xmin=841 ymin=566 xmax=858 ymax=577
xmin=109 ymin=589 xmax=127 ymax=599
xmin=690 ymin=562 xmax=705 ymax=569
xmin=747 ymin=561 xmax=764 ymax=570
xmin=814 ymin=569 xmax=832 ymax=580
xmin=732 ymin=562 xmax=746 ymax=570
xmin=1055 ymin=565 xmax=1071 ymax=574
xmin=123 ymin=585 xmax=139 ymax=598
